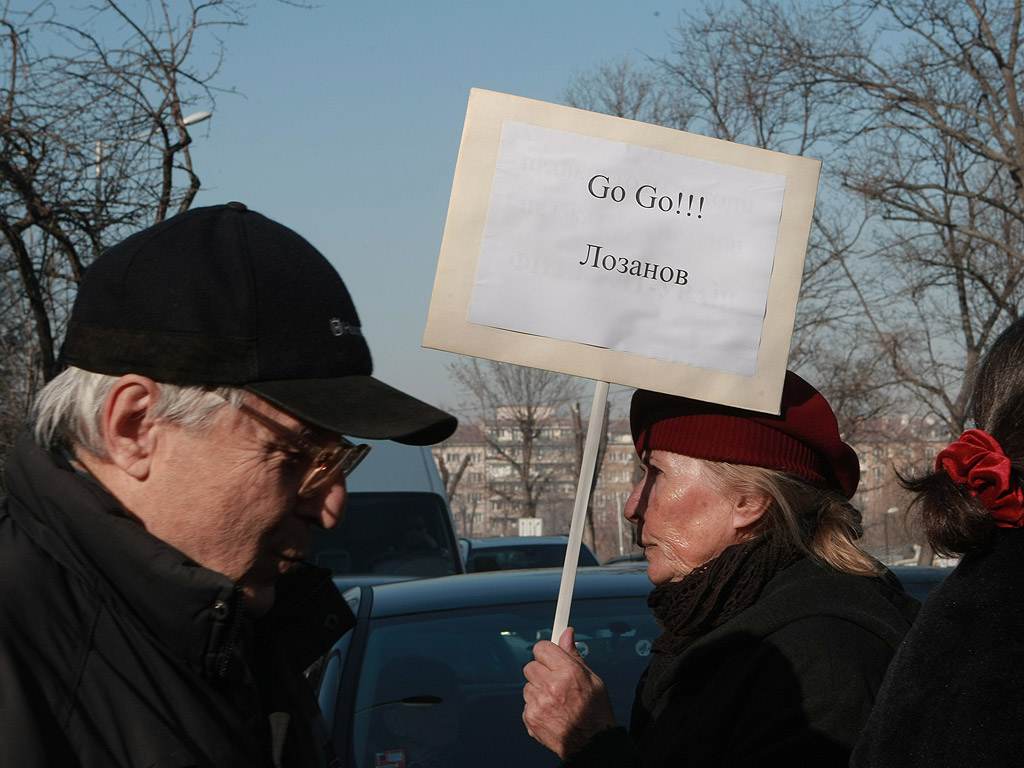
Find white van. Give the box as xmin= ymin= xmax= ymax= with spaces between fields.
xmin=308 ymin=439 xmax=464 ymax=587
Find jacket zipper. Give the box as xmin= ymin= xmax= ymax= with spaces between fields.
xmin=217 ymin=587 xmax=246 ymax=678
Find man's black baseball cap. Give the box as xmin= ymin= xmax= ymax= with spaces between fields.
xmin=60 ymin=202 xmax=457 ymax=445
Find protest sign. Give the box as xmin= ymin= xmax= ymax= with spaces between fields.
xmin=424 ymin=89 xmax=821 ymax=638
xmin=424 ymin=88 xmax=821 ymax=414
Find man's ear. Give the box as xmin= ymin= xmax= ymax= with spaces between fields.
xmin=100 ymin=375 xmax=162 ymax=480
xmin=732 ymin=492 xmax=771 ymax=533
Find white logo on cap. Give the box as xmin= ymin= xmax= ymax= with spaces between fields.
xmin=329 ymin=318 xmax=362 ymax=337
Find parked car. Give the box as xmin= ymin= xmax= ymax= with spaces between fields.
xmin=309 ymin=439 xmax=464 ymax=588
xmin=309 ymin=565 xmax=657 ymax=768
xmin=603 ymin=551 xmax=645 ymax=565
xmin=605 ymin=555 xmax=953 ymax=602
xmin=889 ymin=565 xmax=954 ymax=602
xmin=460 ymin=535 xmax=600 ymax=572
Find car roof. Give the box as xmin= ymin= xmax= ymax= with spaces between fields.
xmin=344 ymin=438 xmax=445 ymax=495
xmin=339 ymin=564 xmax=652 ymax=618
xmin=888 ymin=565 xmax=955 ymax=580
xmin=464 ymin=535 xmax=576 ymax=548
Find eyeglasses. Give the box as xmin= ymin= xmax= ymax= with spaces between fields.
xmin=217 ymin=394 xmax=371 ymax=497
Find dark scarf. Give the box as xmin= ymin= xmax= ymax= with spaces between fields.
xmin=644 ymin=536 xmax=802 ymax=698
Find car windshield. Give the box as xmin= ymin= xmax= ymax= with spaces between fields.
xmin=340 ymin=596 xmax=656 ymax=768
xmin=310 ymin=492 xmax=460 ymax=578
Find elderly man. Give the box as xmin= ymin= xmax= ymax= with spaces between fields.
xmin=0 ymin=203 xmax=456 ymax=767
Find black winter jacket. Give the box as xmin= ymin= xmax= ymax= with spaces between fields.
xmin=0 ymin=435 xmax=354 ymax=767
xmin=851 ymin=528 xmax=1024 ymax=768
xmin=564 ymin=558 xmax=919 ymax=768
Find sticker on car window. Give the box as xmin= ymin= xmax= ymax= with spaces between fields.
xmin=375 ymin=749 xmax=406 ymax=768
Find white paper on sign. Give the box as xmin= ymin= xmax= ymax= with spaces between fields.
xmin=467 ymin=121 xmax=787 ymax=376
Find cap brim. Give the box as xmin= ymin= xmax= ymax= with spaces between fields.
xmin=246 ymin=376 xmax=457 ymax=445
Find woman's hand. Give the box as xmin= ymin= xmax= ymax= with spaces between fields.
xmin=522 ymin=627 xmax=619 ymax=759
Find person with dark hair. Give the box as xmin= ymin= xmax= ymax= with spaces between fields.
xmin=851 ymin=318 xmax=1024 ymax=767
xmin=522 ymin=372 xmax=919 ymax=767
xmin=0 ymin=203 xmax=456 ymax=767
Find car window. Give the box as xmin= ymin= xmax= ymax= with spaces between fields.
xmin=337 ymin=596 xmax=656 ymax=768
xmin=310 ymin=492 xmax=460 ymax=578
xmin=891 ymin=566 xmax=953 ymax=602
xmin=467 ymin=543 xmax=600 ymax=572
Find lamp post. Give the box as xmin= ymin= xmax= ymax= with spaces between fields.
xmin=885 ymin=507 xmax=898 ymax=564
xmin=616 ymin=492 xmax=625 ymax=556
xmin=95 ymin=110 xmax=212 ymax=197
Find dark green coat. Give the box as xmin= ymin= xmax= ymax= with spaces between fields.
xmin=565 ymin=558 xmax=919 ymax=767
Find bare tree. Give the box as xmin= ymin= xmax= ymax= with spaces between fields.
xmin=0 ymin=1 xmax=254 ymax=480
xmin=436 ymin=451 xmax=471 ymax=502
xmin=448 ymin=359 xmax=584 ymax=531
xmin=562 ymin=0 xmax=1024 ymax=568
xmin=571 ymin=398 xmax=610 ymax=550
xmin=564 ymin=57 xmax=687 ymax=126
xmin=563 ymin=0 xmax=1024 ymax=447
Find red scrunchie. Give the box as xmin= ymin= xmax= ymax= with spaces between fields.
xmin=935 ymin=429 xmax=1024 ymax=528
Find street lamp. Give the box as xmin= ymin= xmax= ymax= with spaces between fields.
xmin=95 ymin=110 xmax=212 ymax=195
xmin=181 ymin=110 xmax=212 ymax=128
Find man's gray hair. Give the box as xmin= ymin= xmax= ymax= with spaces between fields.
xmin=33 ymin=366 xmax=246 ymax=456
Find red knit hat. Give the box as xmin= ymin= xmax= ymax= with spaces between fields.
xmin=630 ymin=371 xmax=860 ymax=498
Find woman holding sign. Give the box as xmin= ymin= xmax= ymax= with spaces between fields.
xmin=851 ymin=318 xmax=1024 ymax=767
xmin=523 ymin=372 xmax=918 ymax=766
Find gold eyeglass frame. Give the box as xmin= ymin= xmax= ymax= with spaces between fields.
xmin=215 ymin=392 xmax=371 ymax=497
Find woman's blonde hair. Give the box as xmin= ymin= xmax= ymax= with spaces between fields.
xmin=699 ymin=459 xmax=879 ymax=576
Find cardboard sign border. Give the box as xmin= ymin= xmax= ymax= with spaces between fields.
xmin=423 ymin=88 xmax=821 ymax=414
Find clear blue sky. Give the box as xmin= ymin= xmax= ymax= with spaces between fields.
xmin=187 ymin=2 xmax=679 ymax=415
